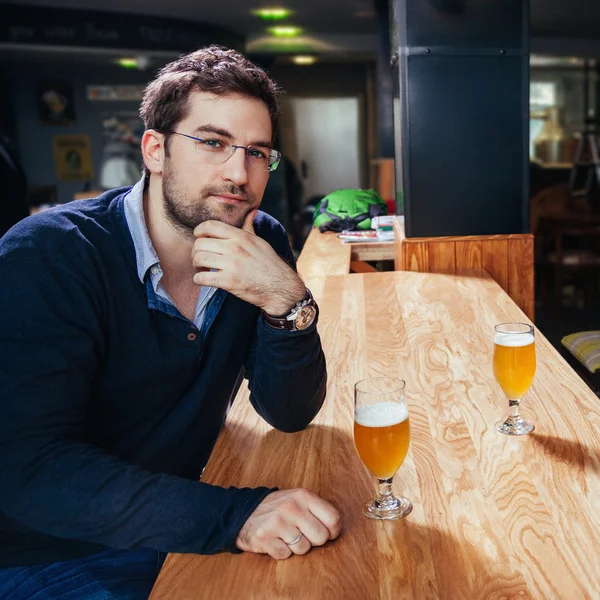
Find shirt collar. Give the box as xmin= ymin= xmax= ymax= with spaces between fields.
xmin=123 ymin=176 xmax=160 ymax=283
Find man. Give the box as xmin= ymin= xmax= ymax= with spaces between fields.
xmin=0 ymin=46 xmax=340 ymax=599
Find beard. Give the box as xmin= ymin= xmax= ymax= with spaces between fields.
xmin=161 ymin=164 xmax=256 ymax=236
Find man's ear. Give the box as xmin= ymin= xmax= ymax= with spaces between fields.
xmin=141 ymin=130 xmax=165 ymax=177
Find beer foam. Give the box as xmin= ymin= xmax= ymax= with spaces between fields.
xmin=355 ymin=401 xmax=408 ymax=427
xmin=494 ymin=332 xmax=535 ymax=347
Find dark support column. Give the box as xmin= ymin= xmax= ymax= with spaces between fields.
xmin=374 ymin=0 xmax=395 ymax=157
xmin=391 ymin=0 xmax=530 ymax=237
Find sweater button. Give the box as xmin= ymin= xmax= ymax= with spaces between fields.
xmin=187 ymin=332 xmax=197 ymax=342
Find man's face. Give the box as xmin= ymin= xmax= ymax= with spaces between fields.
xmin=160 ymin=91 xmax=273 ymax=234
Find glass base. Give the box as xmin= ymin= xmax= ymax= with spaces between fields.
xmin=362 ymin=495 xmax=413 ymax=520
xmin=495 ymin=416 xmax=534 ymax=436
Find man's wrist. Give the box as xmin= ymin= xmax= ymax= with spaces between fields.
xmin=262 ymin=282 xmax=307 ymax=317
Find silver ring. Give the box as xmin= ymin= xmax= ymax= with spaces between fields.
xmin=287 ymin=533 xmax=303 ymax=546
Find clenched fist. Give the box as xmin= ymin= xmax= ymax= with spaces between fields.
xmin=236 ymin=488 xmax=342 ymax=560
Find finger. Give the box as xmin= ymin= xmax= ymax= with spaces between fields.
xmin=193 ymin=270 xmax=221 ymax=288
xmin=242 ymin=209 xmax=258 ymax=235
xmin=191 ymin=237 xmax=227 ymax=259
xmin=266 ymin=539 xmax=293 ymax=560
xmin=306 ymin=495 xmax=342 ymax=540
xmin=283 ymin=532 xmax=312 ymax=556
xmin=192 ymin=251 xmax=227 ymax=270
xmin=193 ymin=220 xmax=240 ymax=240
xmin=293 ymin=512 xmax=331 ymax=547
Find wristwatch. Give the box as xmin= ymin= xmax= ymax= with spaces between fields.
xmin=262 ymin=289 xmax=318 ymax=331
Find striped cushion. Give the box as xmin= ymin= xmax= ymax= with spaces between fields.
xmin=562 ymin=331 xmax=600 ymax=374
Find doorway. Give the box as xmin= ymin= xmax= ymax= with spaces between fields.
xmin=290 ymin=97 xmax=361 ymax=204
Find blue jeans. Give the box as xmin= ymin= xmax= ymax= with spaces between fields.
xmin=0 ymin=548 xmax=167 ymax=600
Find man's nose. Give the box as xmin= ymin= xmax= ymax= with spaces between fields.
xmin=220 ymin=146 xmax=250 ymax=187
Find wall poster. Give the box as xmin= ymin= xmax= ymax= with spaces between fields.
xmin=52 ymin=134 xmax=94 ymax=181
xmin=37 ymin=80 xmax=76 ymax=125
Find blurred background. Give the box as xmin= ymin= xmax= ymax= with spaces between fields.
xmin=1 ymin=0 xmax=600 ymax=384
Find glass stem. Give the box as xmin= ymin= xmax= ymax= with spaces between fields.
xmin=508 ymin=399 xmax=521 ymax=420
xmin=376 ymin=477 xmax=395 ymax=507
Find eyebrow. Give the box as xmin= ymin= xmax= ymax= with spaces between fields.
xmin=192 ymin=124 xmax=273 ymax=150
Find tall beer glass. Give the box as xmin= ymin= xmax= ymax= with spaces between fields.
xmin=493 ymin=322 xmax=536 ymax=435
xmin=354 ymin=377 xmax=412 ymax=520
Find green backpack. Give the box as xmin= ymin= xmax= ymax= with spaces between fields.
xmin=313 ymin=189 xmax=388 ymax=232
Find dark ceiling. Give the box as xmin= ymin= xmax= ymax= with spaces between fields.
xmin=5 ymin=0 xmax=378 ymax=36
xmin=5 ymin=0 xmax=600 ymax=39
xmin=1 ymin=0 xmax=598 ymax=65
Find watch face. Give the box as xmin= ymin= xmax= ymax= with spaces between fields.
xmin=295 ymin=305 xmax=317 ymax=330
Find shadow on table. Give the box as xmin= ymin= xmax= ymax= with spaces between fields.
xmin=253 ymin=423 xmax=530 ymax=599
xmin=530 ymin=432 xmax=599 ymax=473
xmin=256 ymin=423 xmax=363 ymax=491
xmin=397 ymin=520 xmax=529 ymax=599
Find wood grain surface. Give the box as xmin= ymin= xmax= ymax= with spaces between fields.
xmin=398 ymin=233 xmax=534 ymax=321
xmin=393 ymin=218 xmax=406 ymax=271
xmin=350 ymin=243 xmax=395 ymax=263
xmin=297 ymin=229 xmax=395 ymax=278
xmin=428 ymin=241 xmax=456 ymax=274
xmin=455 ymin=240 xmax=482 ymax=271
xmin=482 ymin=239 xmax=509 ymax=291
xmin=296 ymin=229 xmax=350 ymax=278
xmin=404 ymin=242 xmax=430 ymax=272
xmin=150 ymin=270 xmax=600 ymax=600
xmin=508 ymin=237 xmax=535 ymax=322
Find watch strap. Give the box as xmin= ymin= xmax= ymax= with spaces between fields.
xmin=262 ymin=289 xmax=317 ymax=331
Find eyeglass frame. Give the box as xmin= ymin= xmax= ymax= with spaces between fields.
xmin=166 ymin=131 xmax=281 ymax=172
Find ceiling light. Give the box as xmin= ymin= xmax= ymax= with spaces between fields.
xmin=252 ymin=7 xmax=291 ymax=20
xmin=115 ymin=56 xmax=150 ymax=70
xmin=292 ymin=55 xmax=317 ymax=65
xmin=247 ymin=34 xmax=339 ymax=54
xmin=116 ymin=57 xmax=139 ymax=69
xmin=268 ymin=26 xmax=302 ymax=37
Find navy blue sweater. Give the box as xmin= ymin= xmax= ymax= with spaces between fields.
xmin=0 ymin=188 xmax=327 ymax=567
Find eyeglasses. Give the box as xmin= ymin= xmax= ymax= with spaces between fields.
xmin=167 ymin=131 xmax=281 ymax=172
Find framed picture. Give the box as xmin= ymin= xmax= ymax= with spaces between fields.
xmin=52 ymin=134 xmax=94 ymax=181
xmin=36 ymin=80 xmax=75 ymax=125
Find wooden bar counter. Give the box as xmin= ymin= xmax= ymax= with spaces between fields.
xmin=296 ymin=228 xmax=395 ymax=278
xmin=296 ymin=221 xmax=534 ymax=321
xmin=150 ymin=267 xmax=600 ymax=600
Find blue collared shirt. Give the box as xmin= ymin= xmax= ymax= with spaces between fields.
xmin=123 ymin=177 xmax=217 ymax=329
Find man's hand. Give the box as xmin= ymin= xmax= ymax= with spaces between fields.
xmin=192 ymin=211 xmax=306 ymax=315
xmin=235 ymin=489 xmax=341 ymax=560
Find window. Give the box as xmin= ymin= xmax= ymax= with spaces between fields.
xmin=530 ymin=82 xmax=557 ymax=108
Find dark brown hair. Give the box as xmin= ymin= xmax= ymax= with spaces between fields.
xmin=140 ymin=45 xmax=281 ymax=140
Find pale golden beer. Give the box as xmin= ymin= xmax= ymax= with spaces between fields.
xmin=493 ymin=331 xmax=536 ymax=400
xmin=354 ymin=378 xmax=412 ymax=519
xmin=493 ymin=323 xmax=536 ymax=436
xmin=354 ymin=402 xmax=410 ymax=480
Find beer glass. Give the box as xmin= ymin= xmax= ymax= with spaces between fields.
xmin=493 ymin=322 xmax=536 ymax=435
xmin=354 ymin=377 xmax=412 ymax=520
